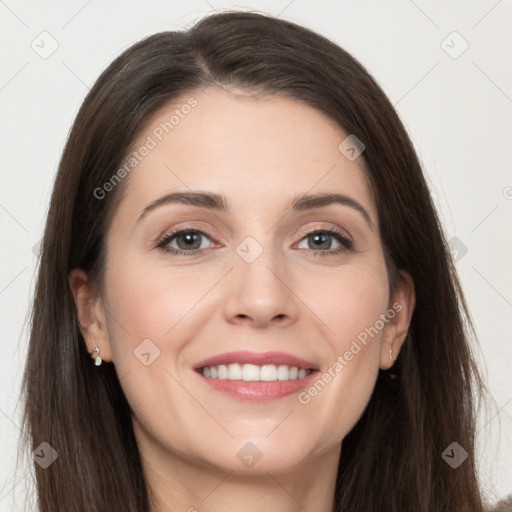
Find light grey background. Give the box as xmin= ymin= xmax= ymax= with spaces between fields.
xmin=1 ymin=0 xmax=511 ymax=509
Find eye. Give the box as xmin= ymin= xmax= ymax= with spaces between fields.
xmin=156 ymin=228 xmax=214 ymax=256
xmin=155 ymin=226 xmax=353 ymax=257
xmin=296 ymin=228 xmax=353 ymax=256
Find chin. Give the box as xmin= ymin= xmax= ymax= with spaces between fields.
xmin=192 ymin=439 xmax=316 ymax=476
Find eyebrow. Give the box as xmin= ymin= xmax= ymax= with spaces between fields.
xmin=137 ymin=191 xmax=374 ymax=230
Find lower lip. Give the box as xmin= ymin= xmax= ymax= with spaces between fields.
xmin=196 ymin=370 xmax=318 ymax=402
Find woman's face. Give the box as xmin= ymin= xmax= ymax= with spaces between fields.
xmin=73 ymin=86 xmax=414 ymax=477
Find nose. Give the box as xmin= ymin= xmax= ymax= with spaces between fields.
xmin=223 ymin=245 xmax=299 ymax=329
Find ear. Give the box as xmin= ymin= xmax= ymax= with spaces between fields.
xmin=379 ymin=270 xmax=416 ymax=370
xmin=68 ymin=268 xmax=112 ymax=363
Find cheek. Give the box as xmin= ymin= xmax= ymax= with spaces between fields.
xmin=104 ymin=257 xmax=213 ymax=351
xmin=100 ymin=258 xmax=212 ymax=450
xmin=308 ymin=260 xmax=390 ymax=352
xmin=294 ymin=263 xmax=389 ymax=445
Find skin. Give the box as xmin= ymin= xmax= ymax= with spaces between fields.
xmin=69 ymin=86 xmax=415 ymax=512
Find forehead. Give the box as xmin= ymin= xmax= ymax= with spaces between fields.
xmin=116 ymin=86 xmax=377 ymax=225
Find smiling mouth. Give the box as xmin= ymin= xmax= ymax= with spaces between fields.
xmin=197 ymin=363 xmax=314 ymax=382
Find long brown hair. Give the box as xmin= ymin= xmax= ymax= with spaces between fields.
xmin=22 ymin=10 xmax=488 ymax=511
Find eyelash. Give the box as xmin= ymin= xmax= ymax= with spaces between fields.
xmin=155 ymin=226 xmax=354 ymax=257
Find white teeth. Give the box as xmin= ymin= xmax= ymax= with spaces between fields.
xmin=277 ymin=365 xmax=289 ymax=381
xmin=201 ymin=363 xmax=312 ymax=381
xmin=260 ymin=364 xmax=277 ymax=381
xmin=242 ymin=364 xmax=260 ymax=381
xmin=218 ymin=364 xmax=228 ymax=379
xmin=228 ymin=363 xmax=242 ymax=380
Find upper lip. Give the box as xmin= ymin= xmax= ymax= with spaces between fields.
xmin=193 ymin=350 xmax=319 ymax=371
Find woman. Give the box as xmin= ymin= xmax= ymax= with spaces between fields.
xmin=22 ymin=10 xmax=507 ymax=512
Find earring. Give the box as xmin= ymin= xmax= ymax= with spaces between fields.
xmin=389 ymin=347 xmax=397 ymax=361
xmin=90 ymin=346 xmax=102 ymax=366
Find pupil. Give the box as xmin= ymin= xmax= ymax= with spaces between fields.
xmin=311 ymin=233 xmax=330 ymax=250
xmin=178 ymin=232 xmax=200 ymax=250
